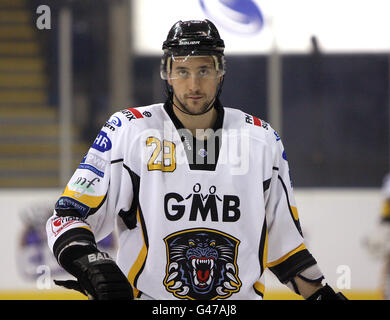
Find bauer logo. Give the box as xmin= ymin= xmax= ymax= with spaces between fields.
xmin=92 ymin=131 xmax=112 ymax=153
xmin=199 ymin=0 xmax=264 ymax=35
xmin=179 ymin=40 xmax=200 ymax=45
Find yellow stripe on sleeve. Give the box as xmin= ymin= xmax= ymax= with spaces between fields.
xmin=253 ymin=281 xmax=265 ymax=296
xmin=290 ymin=206 xmax=299 ymax=220
xmin=127 ymin=208 xmax=147 ymax=297
xmin=262 ymin=230 xmax=268 ymax=272
xmin=266 ymin=243 xmax=306 ymax=268
xmin=381 ymin=200 xmax=390 ymax=219
xmin=62 ymin=186 xmax=105 ymax=208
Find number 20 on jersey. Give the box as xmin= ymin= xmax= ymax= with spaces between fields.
xmin=146 ymin=137 xmax=176 ymax=172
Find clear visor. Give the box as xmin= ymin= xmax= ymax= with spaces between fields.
xmin=160 ymin=54 xmax=225 ymax=81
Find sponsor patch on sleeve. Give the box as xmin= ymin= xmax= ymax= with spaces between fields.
xmin=55 ymin=196 xmax=91 ymax=218
xmin=121 ymin=108 xmax=152 ymax=121
xmin=78 ymin=153 xmax=108 ymax=177
xmin=92 ymin=131 xmax=112 ymax=153
xmin=104 ymin=115 xmax=122 ymax=131
xmin=60 ymin=185 xmax=105 ymax=210
xmin=244 ymin=114 xmax=269 ymax=130
xmin=49 ymin=216 xmax=91 ymax=237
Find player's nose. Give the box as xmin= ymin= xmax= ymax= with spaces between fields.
xmin=188 ymin=75 xmax=201 ymax=91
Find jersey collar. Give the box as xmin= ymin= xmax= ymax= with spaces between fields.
xmin=163 ymin=99 xmax=225 ymax=171
xmin=163 ymin=98 xmax=225 ymax=132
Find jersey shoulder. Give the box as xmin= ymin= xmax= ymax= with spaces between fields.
xmin=110 ymin=103 xmax=164 ymax=130
xmin=97 ymin=103 xmax=164 ymax=149
xmin=224 ymin=106 xmax=279 ymax=143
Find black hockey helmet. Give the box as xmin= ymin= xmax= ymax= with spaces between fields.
xmin=160 ymin=19 xmax=226 ymax=80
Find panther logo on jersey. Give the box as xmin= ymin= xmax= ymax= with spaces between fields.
xmin=163 ymin=228 xmax=241 ymax=300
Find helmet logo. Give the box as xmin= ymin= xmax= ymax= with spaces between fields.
xmin=179 ymin=40 xmax=200 ymax=46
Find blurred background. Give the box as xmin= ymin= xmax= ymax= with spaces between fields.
xmin=0 ymin=0 xmax=389 ymax=299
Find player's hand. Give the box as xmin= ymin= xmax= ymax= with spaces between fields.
xmin=55 ymin=251 xmax=133 ymax=300
xmin=307 ymin=284 xmax=348 ymax=300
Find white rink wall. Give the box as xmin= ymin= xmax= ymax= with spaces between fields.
xmin=0 ymin=188 xmax=384 ymax=294
xmin=264 ymin=188 xmax=383 ymax=293
xmin=0 ymin=189 xmax=65 ymax=290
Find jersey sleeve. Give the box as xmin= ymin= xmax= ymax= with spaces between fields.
xmin=46 ymin=111 xmax=135 ymax=260
xmin=381 ymin=174 xmax=390 ymax=222
xmin=263 ymin=130 xmax=317 ymax=284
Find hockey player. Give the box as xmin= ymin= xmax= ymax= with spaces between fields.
xmin=47 ymin=19 xmax=346 ymax=300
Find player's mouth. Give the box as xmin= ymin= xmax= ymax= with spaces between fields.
xmin=184 ymin=92 xmax=204 ymax=100
xmin=187 ymin=95 xmax=203 ymax=100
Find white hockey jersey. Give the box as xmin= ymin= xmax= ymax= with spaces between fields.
xmin=46 ymin=102 xmax=316 ymax=300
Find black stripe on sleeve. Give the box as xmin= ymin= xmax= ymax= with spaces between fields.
xmin=52 ymin=228 xmax=98 ymax=278
xmin=263 ymin=178 xmax=271 ymax=192
xmin=133 ymin=206 xmax=149 ymax=289
xmin=121 ymin=163 xmax=140 ymax=230
xmin=122 ymin=160 xmax=149 ymax=290
xmin=278 ymin=175 xmax=303 ymax=237
xmin=268 ymin=249 xmax=317 ymax=284
xmin=258 ymin=217 xmax=267 ymax=275
xmin=381 ymin=216 xmax=390 ymax=223
xmin=111 ymin=158 xmax=124 ymax=164
xmin=53 ymin=227 xmax=96 ymax=261
xmin=253 ymin=285 xmax=264 ymax=298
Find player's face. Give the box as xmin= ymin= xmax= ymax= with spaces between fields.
xmin=168 ymin=56 xmax=221 ymax=114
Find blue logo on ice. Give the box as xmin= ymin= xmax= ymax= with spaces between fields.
xmin=93 ymin=131 xmax=112 ymax=153
xmin=199 ymin=0 xmax=264 ymax=35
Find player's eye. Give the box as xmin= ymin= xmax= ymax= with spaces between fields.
xmin=175 ymin=69 xmax=189 ymax=78
xmin=198 ymin=69 xmax=210 ymax=77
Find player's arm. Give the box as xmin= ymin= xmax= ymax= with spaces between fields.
xmin=264 ymin=129 xmax=347 ymax=300
xmin=46 ymin=112 xmax=134 ymax=300
xmin=266 ymin=243 xmax=345 ymax=299
xmin=266 ymin=229 xmax=347 ymax=300
xmin=52 ymin=238 xmax=133 ymax=300
xmin=293 ymin=276 xmax=322 ymax=298
xmin=293 ymin=276 xmax=348 ymax=300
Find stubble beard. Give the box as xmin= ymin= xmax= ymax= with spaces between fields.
xmin=173 ymin=93 xmax=215 ymax=116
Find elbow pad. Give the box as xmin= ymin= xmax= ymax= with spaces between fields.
xmin=286 ymin=264 xmax=324 ymax=295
